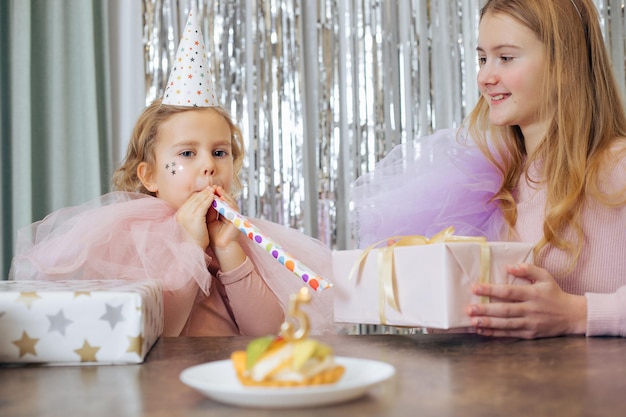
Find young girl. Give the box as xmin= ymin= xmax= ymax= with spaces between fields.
xmin=9 ymin=99 xmax=334 ymax=337
xmin=10 ymin=100 xmax=332 ymax=336
xmin=353 ymin=0 xmax=626 ymax=338
xmin=10 ymin=9 xmax=334 ymax=337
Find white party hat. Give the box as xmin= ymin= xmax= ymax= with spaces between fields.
xmin=162 ymin=7 xmax=218 ymax=107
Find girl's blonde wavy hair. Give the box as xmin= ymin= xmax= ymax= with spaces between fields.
xmin=112 ymin=98 xmax=245 ymax=197
xmin=466 ymin=0 xmax=626 ymax=273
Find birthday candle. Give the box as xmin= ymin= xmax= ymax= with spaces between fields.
xmin=211 ymin=196 xmax=332 ymax=292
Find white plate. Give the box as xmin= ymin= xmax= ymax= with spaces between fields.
xmin=180 ymin=356 xmax=395 ymax=409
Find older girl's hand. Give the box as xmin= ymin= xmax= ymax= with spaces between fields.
xmin=466 ymin=263 xmax=587 ymax=339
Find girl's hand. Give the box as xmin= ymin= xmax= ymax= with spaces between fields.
xmin=205 ymin=186 xmax=242 ymax=248
xmin=175 ymin=187 xmax=216 ymax=249
xmin=206 ymin=186 xmax=246 ymax=271
xmin=466 ymin=263 xmax=587 ymax=339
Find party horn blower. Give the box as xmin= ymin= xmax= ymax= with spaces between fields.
xmin=211 ymin=196 xmax=332 ymax=292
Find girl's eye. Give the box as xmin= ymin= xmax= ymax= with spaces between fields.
xmin=179 ymin=150 xmax=195 ymax=158
xmin=213 ymin=150 xmax=228 ymax=158
xmin=477 ymin=55 xmax=513 ymax=67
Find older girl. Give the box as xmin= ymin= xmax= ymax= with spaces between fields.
xmin=465 ymin=0 xmax=626 ymax=338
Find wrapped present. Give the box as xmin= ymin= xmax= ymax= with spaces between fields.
xmin=0 ymin=279 xmax=163 ymax=365
xmin=332 ymin=232 xmax=534 ymax=329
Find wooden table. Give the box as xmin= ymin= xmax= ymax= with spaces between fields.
xmin=1 ymin=334 xmax=625 ymax=416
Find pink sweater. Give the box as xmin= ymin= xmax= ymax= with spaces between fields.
xmin=514 ymin=155 xmax=626 ymax=336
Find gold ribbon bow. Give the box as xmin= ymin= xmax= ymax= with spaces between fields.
xmin=348 ymin=226 xmax=490 ymax=325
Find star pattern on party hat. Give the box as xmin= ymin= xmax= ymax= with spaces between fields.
xmin=162 ymin=7 xmax=218 ymax=107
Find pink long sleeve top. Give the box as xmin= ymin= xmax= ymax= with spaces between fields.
xmin=514 ymin=154 xmax=626 ymax=336
xmin=164 ymin=255 xmax=285 ymax=337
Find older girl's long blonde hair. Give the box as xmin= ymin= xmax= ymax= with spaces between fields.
xmin=466 ymin=0 xmax=626 ymax=271
xmin=112 ymin=99 xmax=245 ymax=197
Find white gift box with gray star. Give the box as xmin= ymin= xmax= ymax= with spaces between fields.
xmin=0 ymin=279 xmax=163 ymax=365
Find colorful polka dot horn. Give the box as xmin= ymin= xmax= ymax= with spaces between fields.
xmin=212 ymin=196 xmax=332 ymax=292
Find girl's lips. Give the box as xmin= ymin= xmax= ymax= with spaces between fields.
xmin=490 ymin=93 xmax=510 ymax=101
xmin=194 ymin=178 xmax=213 ymax=191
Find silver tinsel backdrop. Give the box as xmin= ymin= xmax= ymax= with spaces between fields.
xmin=143 ymin=0 xmax=626 ymax=253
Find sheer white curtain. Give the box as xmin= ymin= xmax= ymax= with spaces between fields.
xmin=107 ymin=0 xmax=145 ymax=165
xmin=0 ymin=0 xmax=144 ymax=278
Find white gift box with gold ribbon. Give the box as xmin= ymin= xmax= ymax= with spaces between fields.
xmin=0 ymin=279 xmax=163 ymax=365
xmin=332 ymin=232 xmax=534 ymax=329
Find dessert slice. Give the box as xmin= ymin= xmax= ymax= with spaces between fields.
xmin=231 ymin=288 xmax=345 ymax=387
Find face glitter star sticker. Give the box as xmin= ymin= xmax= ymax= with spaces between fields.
xmin=162 ymin=6 xmax=218 ymax=107
xmin=166 ymin=161 xmax=184 ymax=175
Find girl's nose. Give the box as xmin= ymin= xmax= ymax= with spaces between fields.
xmin=203 ymin=157 xmax=216 ymax=176
xmin=477 ymin=63 xmax=497 ymax=87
